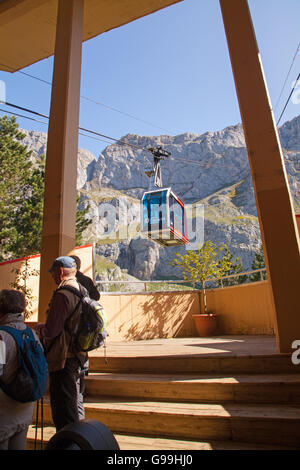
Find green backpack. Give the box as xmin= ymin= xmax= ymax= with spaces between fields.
xmin=58 ymin=285 xmax=108 ymax=353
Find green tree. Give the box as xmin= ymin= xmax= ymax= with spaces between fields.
xmin=0 ymin=115 xmax=33 ymax=258
xmin=76 ymin=194 xmax=92 ymax=246
xmin=218 ymin=247 xmax=247 ymax=287
xmin=170 ymin=241 xmax=233 ymax=314
xmin=0 ymin=115 xmax=92 ymax=261
xmin=249 ymin=244 xmax=267 ymax=282
xmin=9 ymin=155 xmax=46 ymax=258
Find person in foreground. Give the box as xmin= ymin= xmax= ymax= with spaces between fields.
xmin=0 ymin=290 xmax=36 ymax=450
xmin=36 ymin=256 xmax=88 ymax=431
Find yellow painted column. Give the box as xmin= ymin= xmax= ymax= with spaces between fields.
xmin=38 ymin=0 xmax=84 ymax=321
xmin=219 ymin=0 xmax=300 ymax=352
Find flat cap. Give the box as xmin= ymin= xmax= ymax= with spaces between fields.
xmin=49 ymin=256 xmax=77 ymax=271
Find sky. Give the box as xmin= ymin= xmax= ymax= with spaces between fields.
xmin=0 ymin=0 xmax=299 ymax=158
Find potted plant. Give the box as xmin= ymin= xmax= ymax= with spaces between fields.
xmin=171 ymin=241 xmax=235 ymax=336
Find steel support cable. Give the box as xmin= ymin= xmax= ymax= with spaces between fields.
xmin=0 ymin=107 xmax=48 ymax=125
xmin=0 ymin=99 xmax=146 ymax=149
xmin=274 ymin=41 xmax=300 ymax=112
xmin=0 ymin=100 xmax=204 ymax=167
xmin=0 ymin=108 xmax=199 ymax=186
xmin=0 ymin=107 xmax=116 ymax=147
xmin=277 ymin=71 xmax=300 ymax=126
xmin=0 ymin=62 xmax=175 ymax=135
xmin=12 ymin=68 xmax=175 ymax=135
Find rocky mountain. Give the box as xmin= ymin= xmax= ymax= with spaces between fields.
xmin=21 ymin=115 xmax=300 ymax=281
xmin=21 ymin=129 xmax=96 ymax=189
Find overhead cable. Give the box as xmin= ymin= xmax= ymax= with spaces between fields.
xmin=274 ymin=41 xmax=300 ymax=112
xmin=277 ymin=71 xmax=300 ymax=125
xmin=17 ymin=70 xmax=175 ymax=135
xmin=0 ymin=99 xmax=205 ymax=167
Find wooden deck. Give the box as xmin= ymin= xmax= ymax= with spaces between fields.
xmin=27 ymin=335 xmax=300 ymax=450
xmin=90 ymin=335 xmax=280 ymax=358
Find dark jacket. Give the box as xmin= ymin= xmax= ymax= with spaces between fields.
xmin=39 ymin=278 xmax=85 ymax=372
xmin=76 ymin=271 xmax=100 ymax=301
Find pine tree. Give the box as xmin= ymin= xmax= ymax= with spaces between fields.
xmin=219 ymin=247 xmax=247 ymax=286
xmin=76 ymin=194 xmax=92 ymax=246
xmin=0 ymin=115 xmax=33 ymax=259
xmin=249 ymin=244 xmax=267 ymax=282
xmin=9 ymin=155 xmax=45 ymax=258
xmin=0 ymin=115 xmax=92 ymax=261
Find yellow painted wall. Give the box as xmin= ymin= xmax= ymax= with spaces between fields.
xmin=0 ymin=247 xmax=276 ymax=338
xmin=204 ymin=281 xmax=275 ymax=335
xmin=0 ymin=244 xmax=95 ymax=322
xmin=99 ymin=280 xmax=275 ymax=341
xmin=100 ymin=291 xmax=200 ymax=341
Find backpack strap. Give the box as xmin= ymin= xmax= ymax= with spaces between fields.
xmin=0 ymin=326 xmax=39 ymax=368
xmin=0 ymin=326 xmax=20 ymax=360
xmin=0 ymin=325 xmax=29 ymax=336
xmin=0 ymin=325 xmax=18 ymax=336
xmin=56 ymin=284 xmax=88 ymax=299
xmin=0 ymin=326 xmax=30 ymax=386
xmin=0 ymin=325 xmax=32 ymax=349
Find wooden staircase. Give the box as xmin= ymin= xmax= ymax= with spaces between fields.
xmin=27 ymin=346 xmax=300 ymax=450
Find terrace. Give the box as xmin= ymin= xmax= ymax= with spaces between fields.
xmin=1 ymin=253 xmax=298 ymax=449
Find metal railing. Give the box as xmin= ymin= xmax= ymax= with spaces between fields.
xmin=218 ymin=268 xmax=267 ymax=287
xmin=95 ymin=268 xmax=267 ymax=293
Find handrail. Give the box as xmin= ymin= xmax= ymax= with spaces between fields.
xmin=217 ymin=268 xmax=267 ymax=287
xmin=95 ymin=268 xmax=267 ymax=293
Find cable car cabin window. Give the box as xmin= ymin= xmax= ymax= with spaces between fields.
xmin=142 ymin=190 xmax=168 ymax=231
xmin=170 ymin=194 xmax=185 ymax=238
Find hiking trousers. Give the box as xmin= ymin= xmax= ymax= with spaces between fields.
xmin=49 ymin=356 xmax=87 ymax=431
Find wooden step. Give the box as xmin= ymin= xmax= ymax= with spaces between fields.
xmin=26 ymin=425 xmax=296 ymax=451
xmin=89 ymin=353 xmax=295 ymax=375
xmin=39 ymin=398 xmax=300 ymax=447
xmin=85 ymin=373 xmax=300 ymax=404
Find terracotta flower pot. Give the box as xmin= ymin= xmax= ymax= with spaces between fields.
xmin=192 ymin=313 xmax=218 ymax=337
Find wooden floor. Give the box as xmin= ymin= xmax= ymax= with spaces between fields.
xmin=27 ymin=335 xmax=300 ymax=450
xmin=90 ymin=335 xmax=280 ymax=358
xmin=27 ymin=426 xmax=294 ymax=451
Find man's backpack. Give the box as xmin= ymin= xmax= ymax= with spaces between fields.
xmin=58 ymin=285 xmax=108 ymax=353
xmin=0 ymin=326 xmax=48 ymax=403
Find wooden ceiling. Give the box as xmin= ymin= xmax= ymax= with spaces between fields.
xmin=0 ymin=0 xmax=182 ymax=72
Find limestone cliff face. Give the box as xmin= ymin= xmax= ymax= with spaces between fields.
xmin=87 ymin=124 xmax=250 ymax=203
xmin=21 ymin=129 xmax=96 ymax=189
xmin=21 ymin=115 xmax=300 ymax=280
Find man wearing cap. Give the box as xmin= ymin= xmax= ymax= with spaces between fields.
xmin=36 ymin=256 xmax=88 ymax=431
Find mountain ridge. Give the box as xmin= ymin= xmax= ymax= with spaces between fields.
xmin=20 ymin=114 xmax=300 ymax=280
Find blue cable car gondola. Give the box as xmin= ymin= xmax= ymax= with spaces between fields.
xmin=141 ymin=147 xmax=188 ymax=247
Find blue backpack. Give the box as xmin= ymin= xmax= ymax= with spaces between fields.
xmin=0 ymin=326 xmax=48 ymax=403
